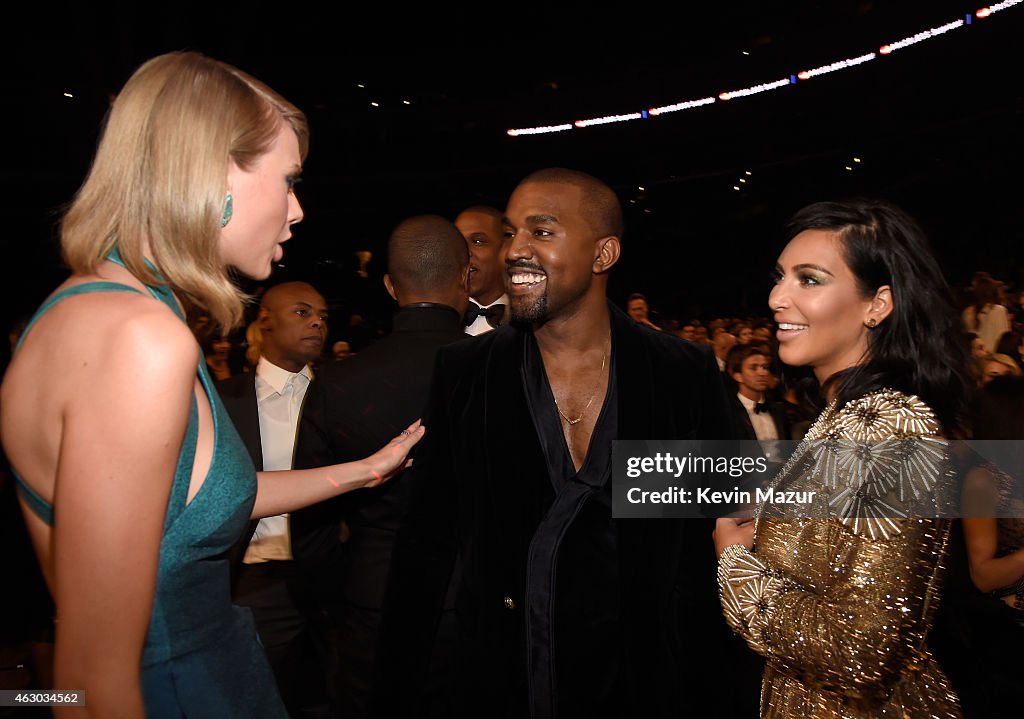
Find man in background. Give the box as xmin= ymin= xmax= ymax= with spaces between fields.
xmin=218 ymin=281 xmax=331 ymax=718
xmin=292 ymin=215 xmax=470 ymax=718
xmin=456 ymin=205 xmax=509 ymax=335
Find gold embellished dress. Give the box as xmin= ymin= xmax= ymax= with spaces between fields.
xmin=718 ymin=389 xmax=961 ymax=718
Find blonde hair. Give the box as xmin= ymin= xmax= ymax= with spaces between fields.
xmin=985 ymin=352 xmax=1023 ymax=376
xmin=61 ymin=51 xmax=309 ymax=331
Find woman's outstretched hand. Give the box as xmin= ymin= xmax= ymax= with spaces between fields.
xmin=362 ymin=419 xmax=426 ymax=488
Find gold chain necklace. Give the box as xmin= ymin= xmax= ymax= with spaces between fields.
xmin=555 ymin=351 xmax=607 ymax=426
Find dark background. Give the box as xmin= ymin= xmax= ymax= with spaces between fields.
xmin=4 ymin=1 xmax=1022 ymax=347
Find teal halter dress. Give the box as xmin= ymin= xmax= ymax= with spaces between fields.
xmin=12 ymin=264 xmax=287 ymax=718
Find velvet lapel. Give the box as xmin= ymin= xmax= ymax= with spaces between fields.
xmin=607 ymin=304 xmax=685 ymax=628
xmin=477 ymin=328 xmax=550 ymax=568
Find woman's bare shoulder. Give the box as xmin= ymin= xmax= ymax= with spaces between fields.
xmin=9 ymin=273 xmax=199 ymax=388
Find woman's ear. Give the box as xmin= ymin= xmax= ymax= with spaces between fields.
xmin=866 ymin=285 xmax=893 ymax=326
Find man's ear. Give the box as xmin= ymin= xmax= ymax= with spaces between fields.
xmin=594 ymin=236 xmax=621 ymax=274
xmin=257 ymin=306 xmax=271 ymax=329
xmin=383 ymin=274 xmax=397 ymax=301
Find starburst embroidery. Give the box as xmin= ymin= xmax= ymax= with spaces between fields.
xmin=718 ymin=546 xmax=786 ymax=645
xmin=760 ymin=390 xmax=949 ymax=540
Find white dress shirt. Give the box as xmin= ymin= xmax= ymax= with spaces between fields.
xmin=737 ymin=392 xmax=778 ymax=442
xmin=243 ymin=357 xmax=314 ymax=563
xmin=737 ymin=392 xmax=783 ymax=463
xmin=465 ymin=293 xmax=509 ymax=336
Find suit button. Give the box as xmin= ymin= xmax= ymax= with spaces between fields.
xmin=503 ymin=596 xmax=515 ymax=610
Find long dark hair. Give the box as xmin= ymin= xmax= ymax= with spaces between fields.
xmin=784 ymin=198 xmax=972 ymax=435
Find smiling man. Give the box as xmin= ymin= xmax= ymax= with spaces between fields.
xmin=384 ymin=169 xmax=749 ymax=718
xmin=217 ymin=280 xmax=330 ymax=717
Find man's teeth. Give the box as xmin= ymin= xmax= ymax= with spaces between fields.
xmin=511 ymin=272 xmax=546 ymax=285
xmin=778 ymin=323 xmax=808 ymax=330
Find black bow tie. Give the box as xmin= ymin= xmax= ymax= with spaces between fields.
xmin=465 ymin=302 xmax=505 ymax=328
xmin=753 ymin=402 xmax=769 ymax=414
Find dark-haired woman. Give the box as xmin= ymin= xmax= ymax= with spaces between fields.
xmin=714 ymin=199 xmax=970 ymax=717
xmin=964 ymin=375 xmax=1024 ymax=608
xmin=951 ymin=375 xmax=1024 ymax=715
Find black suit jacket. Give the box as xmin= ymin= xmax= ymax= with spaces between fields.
xmin=215 ymin=372 xmax=263 ymax=584
xmin=291 ymin=304 xmax=468 ymax=615
xmin=216 ymin=373 xmax=264 ymax=471
xmin=383 ymin=302 xmax=751 ymax=718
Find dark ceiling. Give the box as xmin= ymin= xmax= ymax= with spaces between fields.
xmin=4 ymin=1 xmax=1022 ymax=334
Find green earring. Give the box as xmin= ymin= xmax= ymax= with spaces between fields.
xmin=221 ymin=193 xmax=233 ymax=227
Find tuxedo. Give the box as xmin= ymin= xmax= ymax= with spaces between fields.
xmin=291 ymin=303 xmax=467 ymax=718
xmin=382 ymin=302 xmax=757 ymax=718
xmin=728 ymin=392 xmax=791 ymax=443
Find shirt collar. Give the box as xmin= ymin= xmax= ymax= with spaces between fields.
xmin=737 ymin=392 xmax=762 ymax=411
xmin=256 ymin=356 xmax=314 ymax=398
xmin=470 ymin=293 xmax=509 ymax=309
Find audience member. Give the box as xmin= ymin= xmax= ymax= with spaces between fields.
xmin=953 ymin=375 xmax=1024 ymax=715
xmin=981 ymin=352 xmax=1022 ymax=384
xmin=963 ymin=271 xmax=1011 ymax=353
xmin=203 ymin=334 xmax=234 ymax=380
xmin=725 ymin=344 xmax=790 ymax=460
xmin=733 ymin=322 xmax=754 ymax=344
xmin=625 ymin=292 xmax=662 ymax=330
xmin=712 ymin=328 xmax=737 ymax=371
xmin=995 ymin=329 xmax=1024 ymax=370
xmin=332 ymin=340 xmax=353 ymax=361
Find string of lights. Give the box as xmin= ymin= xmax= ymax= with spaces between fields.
xmin=505 ymin=3 xmax=1021 ymax=137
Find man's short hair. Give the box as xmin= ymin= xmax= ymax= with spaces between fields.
xmin=387 ymin=215 xmax=470 ymax=296
xmin=725 ymin=343 xmax=771 ymax=377
xmin=519 ymin=168 xmax=623 ymax=238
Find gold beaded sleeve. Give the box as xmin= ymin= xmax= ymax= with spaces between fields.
xmin=718 ymin=543 xmax=787 ymax=649
xmin=717 ymin=391 xmax=954 ymax=704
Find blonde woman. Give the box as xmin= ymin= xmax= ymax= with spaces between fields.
xmin=0 ymin=52 xmax=422 ymax=718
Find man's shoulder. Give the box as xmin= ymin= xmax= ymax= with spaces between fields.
xmin=440 ymin=324 xmax=513 ymax=356
xmin=432 ymin=325 xmax=517 ymax=376
xmin=314 ymin=327 xmax=473 ymax=386
xmin=626 ymin=321 xmax=716 ymax=367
